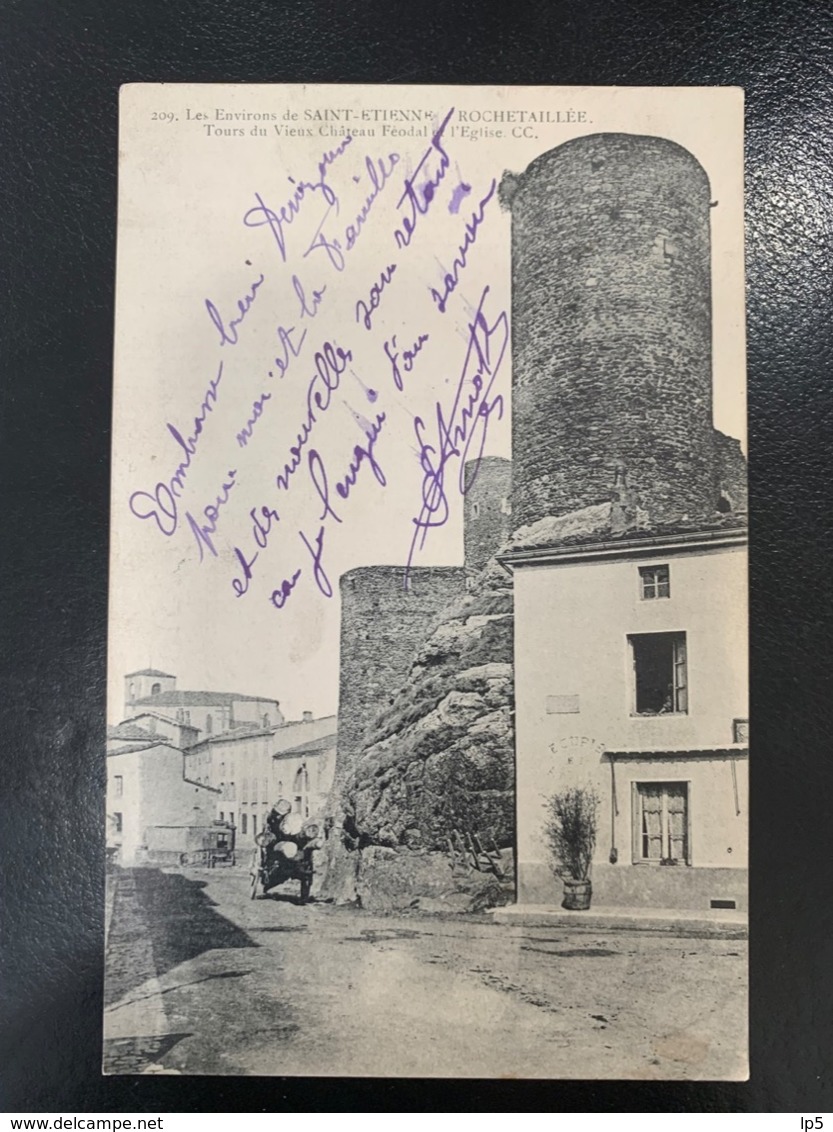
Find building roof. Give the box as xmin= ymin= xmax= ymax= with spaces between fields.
xmin=186 ymin=714 xmax=338 ymax=752
xmin=278 ymin=732 xmax=337 ymax=757
xmin=122 ymin=711 xmax=200 ymax=732
xmin=107 ymin=723 xmax=159 ymax=741
xmin=106 ymin=736 xmax=182 ymax=756
xmin=133 ymin=690 xmax=279 ymax=708
xmin=501 ymin=505 xmax=748 ymax=564
xmin=604 ymin=746 xmax=748 ymax=759
xmin=199 ymin=722 xmax=267 ymax=743
xmin=125 ymin=668 xmax=176 ymax=679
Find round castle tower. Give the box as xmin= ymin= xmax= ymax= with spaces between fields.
xmin=463 ymin=456 xmax=513 ymax=575
xmin=500 ymin=133 xmax=716 ymax=529
xmin=334 ymin=565 xmax=466 ymax=789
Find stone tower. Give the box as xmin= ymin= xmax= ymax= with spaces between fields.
xmin=123 ymin=668 xmax=176 ymax=719
xmin=500 ymin=133 xmax=717 ymax=529
xmin=333 ymin=566 xmax=466 ymax=790
xmin=463 ymin=456 xmax=513 ymax=575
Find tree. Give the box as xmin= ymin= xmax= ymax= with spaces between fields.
xmin=542 ymin=787 xmax=599 ymax=881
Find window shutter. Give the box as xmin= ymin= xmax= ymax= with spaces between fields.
xmin=685 ymin=781 xmax=693 ymax=865
xmin=674 ymin=636 xmax=688 ymax=713
xmin=631 ymin=782 xmax=640 ymax=864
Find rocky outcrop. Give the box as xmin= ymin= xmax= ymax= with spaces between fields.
xmin=323 ymin=555 xmax=515 ymax=905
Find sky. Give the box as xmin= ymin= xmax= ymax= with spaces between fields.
xmin=109 ymin=84 xmax=746 ymax=724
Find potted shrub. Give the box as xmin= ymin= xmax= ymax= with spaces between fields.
xmin=542 ymin=786 xmax=600 ymax=910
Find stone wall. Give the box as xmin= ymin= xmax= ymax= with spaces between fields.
xmin=334 ymin=566 xmax=466 ymax=793
xmin=502 ymin=133 xmax=716 ymax=529
xmin=713 ymin=428 xmax=748 ymax=513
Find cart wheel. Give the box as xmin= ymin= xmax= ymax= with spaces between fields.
xmin=299 ymin=874 xmax=312 ymax=904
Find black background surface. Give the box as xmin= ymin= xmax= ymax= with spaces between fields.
xmin=2 ymin=0 xmax=832 ymax=1113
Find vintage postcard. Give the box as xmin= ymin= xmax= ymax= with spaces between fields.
xmin=105 ymin=84 xmax=748 ymax=1078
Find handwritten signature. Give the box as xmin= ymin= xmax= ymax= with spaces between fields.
xmin=406 ymin=285 xmax=508 ymax=577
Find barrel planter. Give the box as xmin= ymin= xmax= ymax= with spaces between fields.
xmin=562 ymin=878 xmax=592 ymax=911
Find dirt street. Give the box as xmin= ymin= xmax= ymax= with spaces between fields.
xmin=103 ymin=866 xmax=747 ymax=1079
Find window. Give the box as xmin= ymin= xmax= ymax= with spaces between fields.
xmin=252 ymin=814 xmax=258 ymax=836
xmin=633 ymin=782 xmax=690 ymax=864
xmin=630 ymin=632 xmax=687 ymax=714
xmin=471 ymin=502 xmax=480 ymax=518
xmin=151 ymin=682 xmax=161 ymax=695
xmin=113 ymin=775 xmax=123 ymax=798
xmin=219 ymin=811 xmax=225 ymax=822
xmin=206 ymin=714 xmax=213 ymax=734
xmin=242 ymin=777 xmax=248 ymax=803
xmin=263 ymin=714 xmax=270 ymax=728
xmin=112 ymin=812 xmax=123 ymax=833
xmin=294 ymin=765 xmax=310 ymax=818
xmin=241 ymin=813 xmax=248 ymax=835
xmin=639 ymin=564 xmax=670 ymax=599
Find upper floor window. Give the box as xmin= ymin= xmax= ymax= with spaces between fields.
xmin=629 ymin=631 xmax=687 ymax=715
xmin=206 ymin=714 xmax=213 ymax=734
xmin=113 ymin=775 xmax=123 ymax=798
xmin=151 ymin=682 xmax=161 ymax=695
xmin=639 ymin=564 xmax=670 ymax=600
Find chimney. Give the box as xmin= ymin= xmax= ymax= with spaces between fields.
xmin=302 ymin=711 xmax=313 ymax=724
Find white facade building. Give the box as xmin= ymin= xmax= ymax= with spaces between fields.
xmin=106 ymin=725 xmax=219 ymax=866
xmin=183 ymin=714 xmax=337 ymax=852
xmin=503 ymin=519 xmax=748 ymax=911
